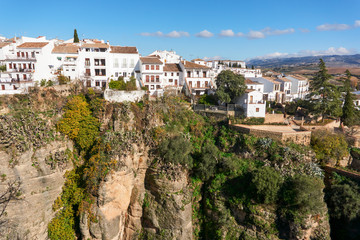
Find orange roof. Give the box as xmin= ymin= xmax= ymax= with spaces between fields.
xmin=140 ymin=57 xmax=163 ymax=64
xmin=110 ymin=46 xmax=138 ymax=54
xmin=289 ymin=74 xmax=307 ymax=80
xmin=192 ymin=58 xmax=204 ymax=61
xmin=81 ymin=43 xmax=109 ymax=48
xmin=52 ymin=44 xmax=79 ymax=54
xmin=17 ymin=42 xmax=49 ymax=48
xmin=163 ymin=63 xmax=182 ymax=72
xmin=0 ymin=42 xmax=10 ymax=48
xmin=182 ymin=61 xmax=210 ymax=69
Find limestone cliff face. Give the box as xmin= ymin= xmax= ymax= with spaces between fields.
xmin=0 ymin=141 xmax=74 ymax=240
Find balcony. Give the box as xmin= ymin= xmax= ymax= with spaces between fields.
xmin=6 ymin=68 xmax=33 ymax=73
xmin=5 ymin=55 xmax=36 ymax=61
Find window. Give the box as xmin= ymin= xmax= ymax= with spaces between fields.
xmin=165 ymin=73 xmax=167 ymax=76
xmin=177 ymin=73 xmax=179 ymax=76
xmin=130 ymin=59 xmax=135 ymax=68
xmin=197 ymin=71 xmax=199 ymax=76
xmin=123 ymin=72 xmax=127 ymax=77
xmin=28 ymin=64 xmax=32 ymax=69
xmin=151 ymin=75 xmax=154 ymax=82
xmin=17 ymin=52 xmax=20 ymax=57
xmin=122 ymin=58 xmax=127 ymax=68
xmin=256 ymin=108 xmax=259 ymax=112
xmin=31 ymin=52 xmax=35 ymax=58
xmin=1 ymin=85 xmax=4 ymax=90
xmin=187 ymin=71 xmax=191 ymax=77
xmin=150 ymin=85 xmax=154 ymax=90
xmin=203 ymin=71 xmax=206 ymax=78
xmin=9 ymin=64 xmax=12 ymax=69
xmin=115 ymin=72 xmax=118 ymax=77
xmin=151 ymin=65 xmax=154 ymax=70
xmin=96 ymin=81 xmax=100 ymax=86
xmin=146 ymin=75 xmax=149 ymax=82
xmin=205 ymin=81 xmax=208 ymax=87
xmin=114 ymin=58 xmax=119 ymax=68
xmin=21 ymin=52 xmax=24 ymax=57
xmin=156 ymin=75 xmax=159 ymax=82
xmin=146 ymin=65 xmax=149 ymax=70
xmin=156 ymin=85 xmax=161 ymax=89
xmin=72 ymin=69 xmax=75 ymax=71
xmin=23 ymin=74 xmax=27 ymax=80
xmin=169 ymin=79 xmax=173 ymax=83
xmin=171 ymin=73 xmax=174 ymax=76
xmin=57 ymin=57 xmax=62 ymax=61
xmin=85 ymin=58 xmax=90 ymax=66
xmin=102 ymin=81 xmax=106 ymax=88
xmin=156 ymin=65 xmax=159 ymax=70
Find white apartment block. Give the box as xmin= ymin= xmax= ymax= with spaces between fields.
xmin=180 ymin=60 xmax=212 ymax=96
xmin=139 ymin=56 xmax=164 ymax=96
xmin=283 ymin=75 xmax=309 ymax=100
xmin=248 ymin=77 xmax=286 ymax=103
xmin=163 ymin=63 xmax=183 ymax=91
xmin=149 ymin=50 xmax=181 ymax=64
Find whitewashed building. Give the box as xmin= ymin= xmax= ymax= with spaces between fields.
xmin=109 ymin=46 xmax=139 ymax=81
xmin=139 ymin=56 xmax=164 ymax=96
xmin=180 ymin=60 xmax=212 ymax=96
xmin=163 ymin=63 xmax=183 ymax=92
xmin=149 ymin=50 xmax=181 ymax=64
xmin=248 ymin=77 xmax=285 ymax=103
xmin=284 ymin=75 xmax=309 ymax=99
xmin=51 ymin=43 xmax=80 ymax=81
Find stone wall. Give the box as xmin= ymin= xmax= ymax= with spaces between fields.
xmin=230 ymin=124 xmax=312 ymax=145
xmin=104 ymin=89 xmax=146 ymax=103
xmin=264 ymin=113 xmax=284 ymax=123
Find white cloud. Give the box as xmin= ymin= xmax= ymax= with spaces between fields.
xmin=140 ymin=31 xmax=164 ymax=37
xmin=262 ymin=27 xmax=295 ymax=36
xmin=165 ymin=31 xmax=190 ymax=38
xmin=236 ymin=32 xmax=244 ymax=37
xmin=219 ymin=29 xmax=235 ymax=37
xmin=203 ymin=56 xmax=223 ymax=61
xmin=252 ymin=47 xmax=357 ymax=60
xmin=247 ymin=30 xmax=266 ymax=39
xmin=316 ymin=23 xmax=351 ymax=31
xmin=355 ymin=20 xmax=360 ymax=28
xmin=195 ymin=30 xmax=214 ymax=38
xmin=140 ymin=30 xmax=189 ymax=38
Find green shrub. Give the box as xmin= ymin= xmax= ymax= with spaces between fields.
xmin=40 ymin=79 xmax=47 ymax=87
xmin=158 ymin=135 xmax=193 ymax=168
xmin=281 ymin=175 xmax=324 ymax=215
xmin=198 ymin=94 xmax=217 ymax=105
xmin=58 ymin=75 xmax=70 ymax=85
xmin=195 ymin=141 xmax=219 ymax=180
xmin=251 ymin=167 xmax=282 ymax=204
xmin=109 ymin=76 xmax=137 ymax=91
xmin=311 ymin=131 xmax=348 ymax=164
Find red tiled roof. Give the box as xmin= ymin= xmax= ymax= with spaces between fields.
xmin=17 ymin=42 xmax=49 ymax=48
xmin=110 ymin=46 xmax=138 ymax=54
xmin=52 ymin=44 xmax=79 ymax=54
xmin=140 ymin=57 xmax=163 ymax=64
xmin=182 ymin=61 xmax=210 ymax=69
xmin=0 ymin=42 xmax=10 ymax=48
xmin=163 ymin=63 xmax=182 ymax=72
xmin=81 ymin=43 xmax=109 ymax=48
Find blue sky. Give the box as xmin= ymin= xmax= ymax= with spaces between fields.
xmin=1 ymin=0 xmax=359 ymax=60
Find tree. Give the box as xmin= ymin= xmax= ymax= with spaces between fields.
xmin=195 ymin=142 xmax=219 ymax=181
xmin=73 ymin=29 xmax=79 ymax=43
xmin=158 ymin=135 xmax=193 ymax=168
xmin=215 ymin=70 xmax=246 ymax=104
xmin=327 ymin=183 xmax=360 ymax=221
xmin=58 ymin=75 xmax=70 ymax=85
xmin=341 ymin=88 xmax=356 ymax=127
xmin=282 ymin=175 xmax=324 ymax=214
xmin=251 ymin=167 xmax=283 ymax=204
xmin=308 ymin=59 xmax=342 ymax=121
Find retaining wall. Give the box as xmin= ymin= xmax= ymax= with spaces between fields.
xmin=104 ymin=89 xmax=146 ymax=102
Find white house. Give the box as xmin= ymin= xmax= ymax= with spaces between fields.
xmin=248 ymin=77 xmax=285 ymax=103
xmin=149 ymin=50 xmax=181 ymax=64
xmin=163 ymin=63 xmax=183 ymax=92
xmin=51 ymin=43 xmax=80 ymax=81
xmin=180 ymin=60 xmax=212 ymax=96
xmin=235 ymin=89 xmax=266 ymax=118
xmin=109 ymin=46 xmax=139 ymax=82
xmin=139 ymin=56 xmax=164 ymax=96
xmin=277 ymin=77 xmax=293 ymax=102
xmin=284 ymin=75 xmax=309 ymax=100
xmin=245 ymin=78 xmax=264 ymax=92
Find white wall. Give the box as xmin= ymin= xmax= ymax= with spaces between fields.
xmin=104 ymin=89 xmax=146 ymax=102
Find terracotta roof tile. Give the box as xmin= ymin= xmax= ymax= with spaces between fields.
xmin=140 ymin=57 xmax=163 ymax=64
xmin=163 ymin=63 xmax=182 ymax=72
xmin=110 ymin=46 xmax=138 ymax=54
xmin=192 ymin=58 xmax=204 ymax=61
xmin=81 ymin=43 xmax=109 ymax=48
xmin=17 ymin=42 xmax=49 ymax=48
xmin=52 ymin=44 xmax=79 ymax=54
xmin=182 ymin=61 xmax=210 ymax=69
xmin=0 ymin=42 xmax=10 ymax=48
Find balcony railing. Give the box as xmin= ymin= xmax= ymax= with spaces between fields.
xmin=7 ymin=68 xmax=33 ymax=73
xmin=6 ymin=55 xmax=36 ymax=61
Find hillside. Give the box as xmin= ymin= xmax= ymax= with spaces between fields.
xmin=248 ymin=54 xmax=360 ymax=69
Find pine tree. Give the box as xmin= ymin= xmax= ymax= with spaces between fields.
xmin=73 ymin=29 xmax=79 ymax=43
xmin=309 ymin=59 xmax=342 ymax=121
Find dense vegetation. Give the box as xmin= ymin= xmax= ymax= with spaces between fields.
xmin=109 ymin=76 xmax=137 ymax=91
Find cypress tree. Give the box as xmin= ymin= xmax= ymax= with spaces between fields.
xmin=73 ymin=29 xmax=79 ymax=43
xmin=341 ymin=70 xmax=356 ymax=126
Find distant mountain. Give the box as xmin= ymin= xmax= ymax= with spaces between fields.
xmin=248 ymin=54 xmax=360 ymax=68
